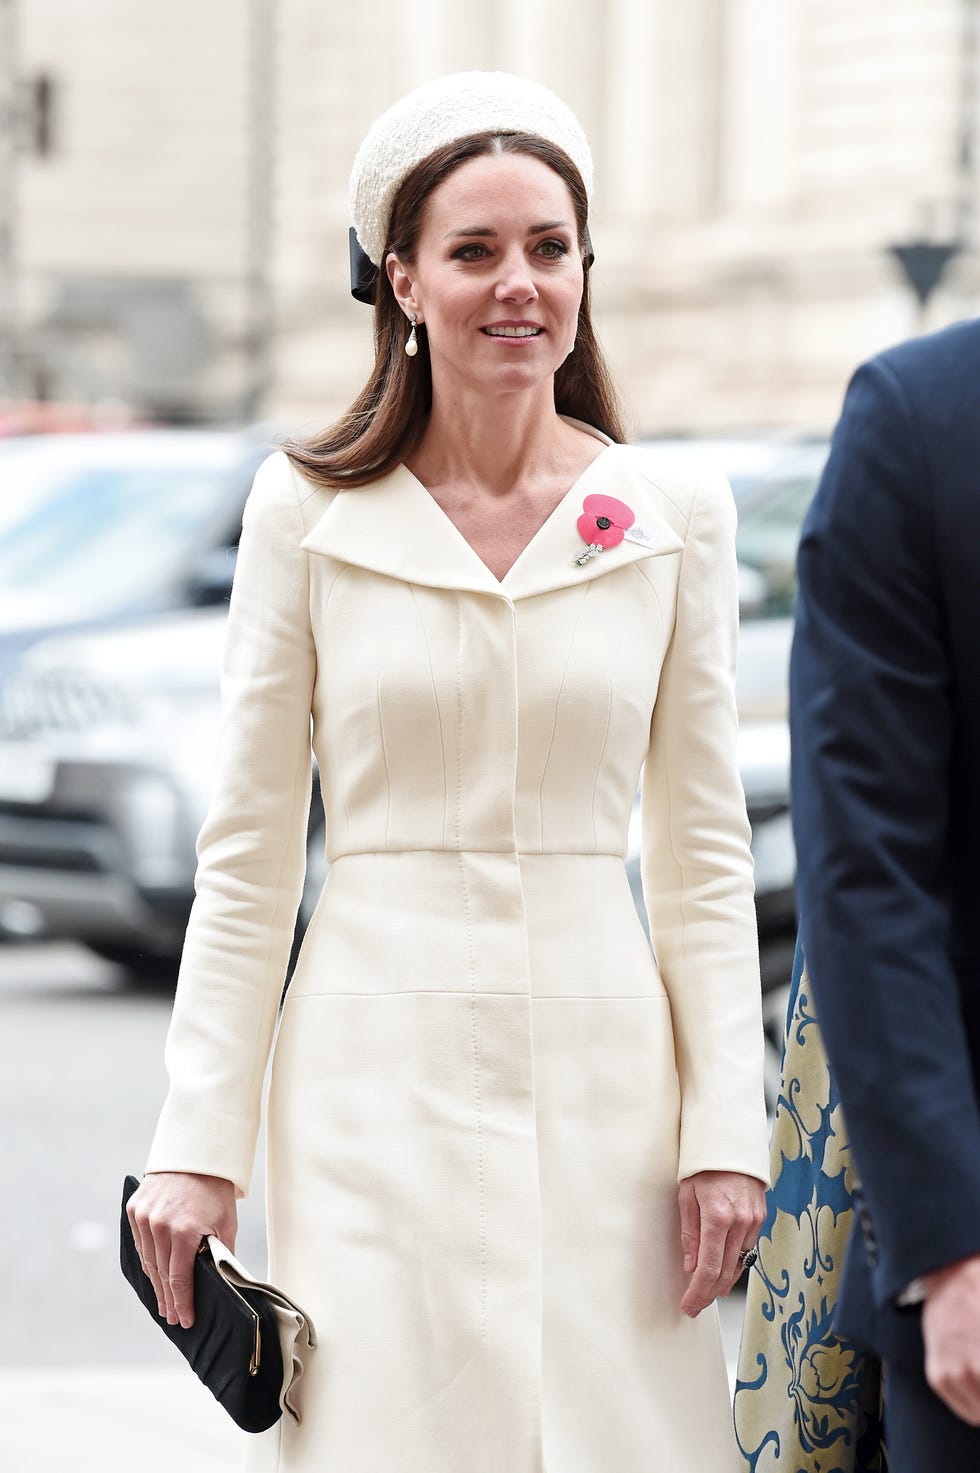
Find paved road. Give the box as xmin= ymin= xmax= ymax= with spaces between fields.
xmin=1 ymin=940 xmax=751 ymax=1470
xmin=0 ymin=940 xmax=268 ymax=1369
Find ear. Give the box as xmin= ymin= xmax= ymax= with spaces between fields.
xmin=385 ymin=253 xmax=422 ymax=323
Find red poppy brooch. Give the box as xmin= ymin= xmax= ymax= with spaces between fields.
xmin=575 ymin=493 xmax=657 ymax=565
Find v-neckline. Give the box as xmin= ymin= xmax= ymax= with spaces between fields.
xmin=299 ymin=438 xmax=688 ymax=601
xmin=400 ymin=432 xmax=615 ymax=586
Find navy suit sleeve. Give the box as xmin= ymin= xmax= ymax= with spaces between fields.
xmin=790 ymin=356 xmax=980 ymax=1308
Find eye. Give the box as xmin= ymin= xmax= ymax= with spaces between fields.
xmin=452 ymin=243 xmax=491 ymax=262
xmin=537 ymin=238 xmax=570 ymax=260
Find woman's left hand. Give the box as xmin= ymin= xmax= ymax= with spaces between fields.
xmin=677 ymin=1170 xmax=767 ymax=1317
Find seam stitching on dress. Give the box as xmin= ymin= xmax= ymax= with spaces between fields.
xmin=409 ymin=583 xmax=450 ymax=846
xmin=633 ymin=558 xmax=668 ymax=626
xmin=376 ymin=674 xmax=392 ymax=847
xmin=536 ymin=581 xmax=591 ymax=846
xmin=286 ymin=990 xmax=671 ymax=1001
xmin=455 ymin=594 xmax=488 ymax=1339
xmin=590 ymin=678 xmax=613 ymax=851
xmin=318 ymin=563 xmax=354 ymax=835
xmin=327 ymin=847 xmax=628 ymax=858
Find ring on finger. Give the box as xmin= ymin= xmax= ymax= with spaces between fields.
xmin=737 ymin=1247 xmax=758 ymax=1270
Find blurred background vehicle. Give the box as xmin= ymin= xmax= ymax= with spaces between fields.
xmin=0 ymin=436 xmax=826 ymax=1107
xmin=0 ymin=429 xmax=272 ymax=693
xmin=0 ymin=425 xmax=276 ymax=970
xmin=0 ymin=607 xmax=228 ymax=975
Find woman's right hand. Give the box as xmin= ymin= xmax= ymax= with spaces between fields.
xmin=126 ymin=1171 xmax=238 ymax=1329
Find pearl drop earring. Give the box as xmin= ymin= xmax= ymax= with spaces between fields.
xmin=405 ymin=313 xmax=419 ymax=358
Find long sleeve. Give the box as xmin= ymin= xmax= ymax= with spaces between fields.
xmin=790 ymin=358 xmax=980 ymax=1304
xmin=640 ymin=471 xmax=770 ymax=1185
xmin=146 ymin=450 xmax=317 ymax=1196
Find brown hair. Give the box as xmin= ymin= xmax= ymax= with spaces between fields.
xmin=285 ymin=131 xmax=626 ymax=489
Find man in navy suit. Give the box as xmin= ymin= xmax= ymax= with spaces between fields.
xmin=790 ymin=317 xmax=980 ymax=1466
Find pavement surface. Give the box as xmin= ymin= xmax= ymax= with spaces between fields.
xmin=0 ymin=1306 xmax=748 ymax=1473
xmin=0 ymin=1369 xmax=244 ymax=1472
xmin=0 ymin=1314 xmax=747 ymax=1473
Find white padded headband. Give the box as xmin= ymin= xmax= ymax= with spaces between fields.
xmin=349 ymin=71 xmax=594 ymax=267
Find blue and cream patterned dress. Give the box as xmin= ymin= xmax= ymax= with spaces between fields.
xmin=733 ymin=940 xmax=888 ymax=1472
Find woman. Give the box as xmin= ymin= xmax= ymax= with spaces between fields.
xmin=734 ymin=939 xmax=888 ymax=1471
xmin=128 ymin=71 xmax=770 ymax=1471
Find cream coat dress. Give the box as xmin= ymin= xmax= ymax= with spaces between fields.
xmin=147 ymin=424 xmax=771 ymax=1472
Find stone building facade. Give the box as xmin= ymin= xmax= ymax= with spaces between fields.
xmin=4 ymin=0 xmax=979 ymax=431
xmin=5 ymin=0 xmax=274 ymax=419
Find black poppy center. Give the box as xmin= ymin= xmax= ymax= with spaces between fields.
xmin=596 ymin=516 xmax=612 ymax=530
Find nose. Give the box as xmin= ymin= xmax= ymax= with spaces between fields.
xmin=494 ymin=246 xmax=538 ymax=304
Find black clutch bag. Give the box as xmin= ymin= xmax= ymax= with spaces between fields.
xmin=119 ymin=1175 xmax=316 ymax=1434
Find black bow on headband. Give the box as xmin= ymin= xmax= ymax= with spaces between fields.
xmin=349 ymin=230 xmax=378 ymax=305
xmin=349 ymin=225 xmax=595 ymax=305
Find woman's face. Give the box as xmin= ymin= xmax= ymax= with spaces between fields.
xmin=387 ymin=151 xmax=585 ymax=402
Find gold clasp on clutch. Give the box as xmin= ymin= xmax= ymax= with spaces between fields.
xmin=200 ymin=1239 xmax=262 ymax=1375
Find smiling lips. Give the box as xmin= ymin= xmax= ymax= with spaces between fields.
xmin=482 ymin=323 xmax=543 ymax=338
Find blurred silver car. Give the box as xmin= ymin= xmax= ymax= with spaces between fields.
xmin=0 ymin=428 xmax=270 ymax=693
xmin=0 ymin=425 xmax=272 ymax=967
xmin=0 ymin=609 xmax=228 ymax=972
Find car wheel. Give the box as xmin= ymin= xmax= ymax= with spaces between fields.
xmin=83 ymin=940 xmax=179 ymax=984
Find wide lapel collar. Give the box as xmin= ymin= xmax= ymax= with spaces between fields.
xmin=299 ymin=464 xmax=503 ymax=596
xmin=299 ymin=444 xmax=686 ymax=600
xmin=501 ymin=445 xmax=685 ymax=600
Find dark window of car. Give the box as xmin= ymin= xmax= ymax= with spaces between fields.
xmin=733 ymin=464 xmax=825 ymax=621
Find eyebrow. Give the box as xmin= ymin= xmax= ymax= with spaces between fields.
xmin=445 ymin=220 xmax=572 ymax=240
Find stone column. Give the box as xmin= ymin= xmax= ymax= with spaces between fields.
xmin=0 ymin=0 xmax=18 ymax=396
